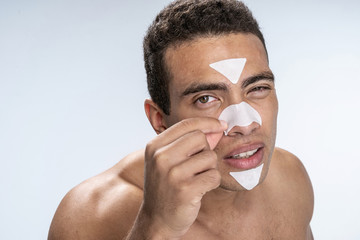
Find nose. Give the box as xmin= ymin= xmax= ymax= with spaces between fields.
xmin=226 ymin=121 xmax=260 ymax=136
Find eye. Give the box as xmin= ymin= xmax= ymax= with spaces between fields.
xmin=196 ymin=95 xmax=217 ymax=104
xmin=249 ymin=86 xmax=270 ymax=93
xmin=194 ymin=95 xmax=219 ymax=108
xmin=198 ymin=96 xmax=209 ymax=103
xmin=248 ymin=85 xmax=271 ymax=98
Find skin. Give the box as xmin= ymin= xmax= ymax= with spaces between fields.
xmin=48 ymin=33 xmax=314 ymax=240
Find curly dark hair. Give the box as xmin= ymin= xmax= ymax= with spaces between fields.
xmin=143 ymin=0 xmax=266 ymax=115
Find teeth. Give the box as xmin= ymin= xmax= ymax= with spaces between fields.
xmin=232 ymin=148 xmax=258 ymax=159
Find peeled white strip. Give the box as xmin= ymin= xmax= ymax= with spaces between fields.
xmin=218 ymin=102 xmax=262 ymax=135
xmin=209 ymin=58 xmax=247 ymax=84
xmin=230 ymin=163 xmax=264 ymax=190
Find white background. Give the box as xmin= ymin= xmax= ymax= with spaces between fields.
xmin=1 ymin=0 xmax=359 ymax=239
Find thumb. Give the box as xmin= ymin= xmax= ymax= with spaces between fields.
xmin=205 ymin=132 xmax=224 ymax=150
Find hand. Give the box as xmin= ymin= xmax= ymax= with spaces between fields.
xmin=141 ymin=117 xmax=227 ymax=238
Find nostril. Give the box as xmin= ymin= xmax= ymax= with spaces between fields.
xmin=218 ymin=102 xmax=262 ymax=135
xmin=226 ymin=122 xmax=260 ymax=136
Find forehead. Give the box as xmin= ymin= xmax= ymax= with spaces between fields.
xmin=164 ymin=33 xmax=269 ymax=91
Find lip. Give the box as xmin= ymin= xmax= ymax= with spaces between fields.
xmin=223 ymin=143 xmax=264 ymax=170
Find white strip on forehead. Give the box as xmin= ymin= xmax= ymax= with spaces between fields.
xmin=209 ymin=58 xmax=247 ymax=84
xmin=230 ymin=163 xmax=264 ymax=190
xmin=218 ymin=102 xmax=262 ymax=135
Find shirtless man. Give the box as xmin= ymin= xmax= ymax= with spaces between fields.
xmin=48 ymin=0 xmax=314 ymax=239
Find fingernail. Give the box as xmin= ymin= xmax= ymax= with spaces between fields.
xmin=220 ymin=120 xmax=228 ymax=128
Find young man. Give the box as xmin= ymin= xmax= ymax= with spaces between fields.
xmin=49 ymin=0 xmax=314 ymax=239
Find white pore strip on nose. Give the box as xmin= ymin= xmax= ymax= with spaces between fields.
xmin=218 ymin=102 xmax=262 ymax=135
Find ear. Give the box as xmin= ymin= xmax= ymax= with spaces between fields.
xmin=144 ymin=99 xmax=167 ymax=134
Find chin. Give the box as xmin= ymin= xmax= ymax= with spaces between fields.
xmin=219 ymin=178 xmax=249 ymax=192
xmin=218 ymin=166 xmax=270 ymax=192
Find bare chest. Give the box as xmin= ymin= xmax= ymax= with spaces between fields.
xmin=182 ymin=205 xmax=308 ymax=240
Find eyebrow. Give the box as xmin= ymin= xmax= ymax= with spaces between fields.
xmin=180 ymin=71 xmax=275 ymax=97
xmin=241 ymin=71 xmax=275 ymax=89
xmin=181 ymin=82 xmax=228 ymax=96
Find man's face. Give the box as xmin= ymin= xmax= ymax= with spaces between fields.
xmin=163 ymin=33 xmax=278 ymax=191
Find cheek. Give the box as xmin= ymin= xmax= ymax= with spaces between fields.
xmin=165 ymin=101 xmax=191 ymax=126
xmin=259 ymin=98 xmax=278 ymax=134
xmin=169 ymin=103 xmax=222 ymax=124
xmin=271 ymin=97 xmax=279 ymax=128
xmin=165 ymin=107 xmax=218 ymax=128
xmin=190 ymin=108 xmax=222 ymax=119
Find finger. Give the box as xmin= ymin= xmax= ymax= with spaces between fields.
xmin=205 ymin=132 xmax=224 ymax=150
xmin=153 ymin=118 xmax=227 ymax=149
xmin=152 ymin=130 xmax=210 ymax=169
xmin=188 ymin=169 xmax=221 ymax=204
xmin=168 ymin=150 xmax=218 ymax=181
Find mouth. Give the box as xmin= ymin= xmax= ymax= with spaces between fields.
xmin=228 ymin=148 xmax=259 ymax=159
xmin=223 ymin=143 xmax=264 ymax=170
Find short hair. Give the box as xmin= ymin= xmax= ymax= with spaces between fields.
xmin=143 ymin=0 xmax=266 ymax=115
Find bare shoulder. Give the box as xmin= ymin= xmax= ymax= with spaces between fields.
xmin=269 ymin=147 xmax=314 ymax=227
xmin=271 ymin=147 xmax=313 ymax=194
xmin=48 ymin=149 xmax=145 ymax=240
